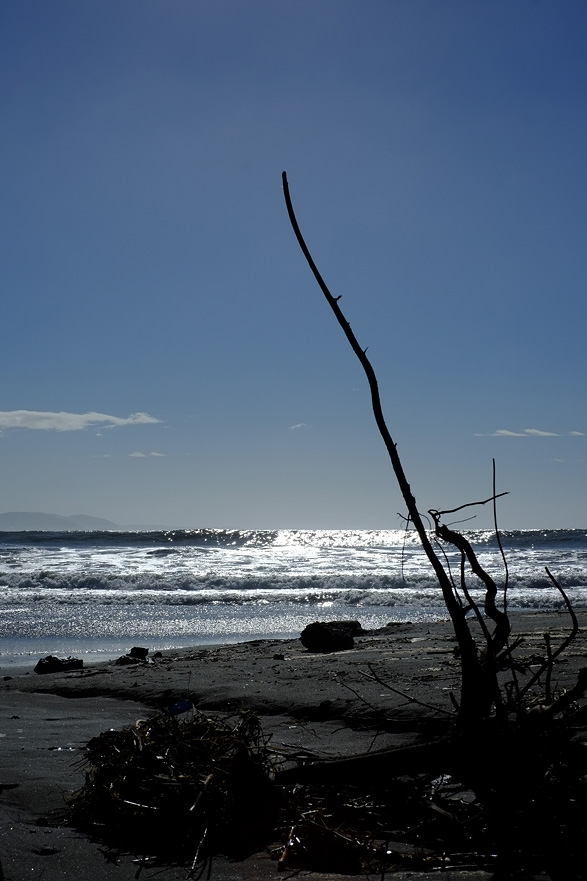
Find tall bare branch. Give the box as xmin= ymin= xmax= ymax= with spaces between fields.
xmin=282 ymin=170 xmax=488 ymax=720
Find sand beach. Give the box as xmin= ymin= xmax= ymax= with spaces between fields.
xmin=0 ymin=611 xmax=584 ymax=881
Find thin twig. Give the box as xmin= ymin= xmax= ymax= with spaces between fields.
xmin=400 ymin=515 xmax=411 ymax=582
xmin=546 ymin=566 xmax=578 ymax=635
xmin=361 ymin=665 xmax=456 ymax=717
xmin=518 ymin=568 xmax=580 ymax=702
xmin=446 ymin=514 xmax=479 ymax=527
xmin=334 ymin=675 xmax=396 ymax=718
xmin=492 ymin=460 xmax=509 ymax=600
xmin=432 ymin=492 xmax=509 ymax=518
xmin=544 ymin=633 xmax=553 ymax=705
xmin=492 ymin=459 xmax=519 ymax=702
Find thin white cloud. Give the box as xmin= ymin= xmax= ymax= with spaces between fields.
xmin=130 ymin=451 xmax=166 ymax=457
xmin=0 ymin=410 xmax=161 ymax=432
xmin=476 ymin=428 xmax=563 ymax=438
xmin=289 ymin=423 xmax=309 ymax=431
xmin=571 ymin=431 xmax=585 ymax=436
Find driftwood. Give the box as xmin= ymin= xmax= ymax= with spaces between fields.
xmin=282 ymin=171 xmax=488 ymax=724
xmin=276 ymin=737 xmax=453 ymax=785
xmin=282 ymin=170 xmax=587 ymax=727
xmin=282 ymin=171 xmax=587 ymax=876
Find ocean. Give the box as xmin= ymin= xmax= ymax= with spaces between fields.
xmin=1 ymin=528 xmax=586 ymax=667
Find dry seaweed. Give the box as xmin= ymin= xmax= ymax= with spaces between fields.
xmin=68 ymin=708 xmax=277 ymax=867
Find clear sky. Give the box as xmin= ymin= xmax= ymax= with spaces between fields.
xmin=2 ymin=0 xmax=586 ymax=530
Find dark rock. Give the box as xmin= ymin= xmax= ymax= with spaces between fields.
xmin=34 ymin=655 xmax=83 ymax=675
xmin=115 ymin=646 xmax=151 ymax=666
xmin=299 ymin=621 xmax=359 ymax=653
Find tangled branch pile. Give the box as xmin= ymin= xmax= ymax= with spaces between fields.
xmin=68 ymin=709 xmax=276 ymax=865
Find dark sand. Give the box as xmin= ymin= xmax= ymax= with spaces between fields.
xmin=1 ymin=610 xmax=583 ymax=880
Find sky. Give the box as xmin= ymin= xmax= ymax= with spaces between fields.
xmin=1 ymin=0 xmax=587 ymax=530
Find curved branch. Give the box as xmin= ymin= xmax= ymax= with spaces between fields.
xmin=518 ymin=568 xmax=580 ymax=702
xmin=434 ymin=491 xmax=509 ymax=518
xmin=432 ymin=516 xmax=510 ymax=657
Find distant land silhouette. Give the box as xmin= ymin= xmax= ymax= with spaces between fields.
xmin=0 ymin=512 xmax=171 ymax=531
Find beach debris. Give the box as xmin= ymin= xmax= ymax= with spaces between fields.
xmin=32 ymin=846 xmax=60 ymax=856
xmin=34 ymin=655 xmax=83 ymax=675
xmin=300 ymin=620 xmax=361 ymax=653
xmin=114 ymin=655 xmax=139 ymax=666
xmin=68 ymin=708 xmax=276 ymax=865
xmin=277 ymin=811 xmax=370 ymax=873
xmin=274 ymin=770 xmax=488 ymax=875
xmin=115 ymin=646 xmax=151 ymax=665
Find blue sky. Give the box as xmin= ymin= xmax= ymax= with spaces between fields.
xmin=1 ymin=0 xmax=586 ymax=529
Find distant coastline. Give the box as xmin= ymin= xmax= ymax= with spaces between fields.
xmin=0 ymin=511 xmax=171 ymax=531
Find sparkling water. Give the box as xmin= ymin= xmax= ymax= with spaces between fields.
xmin=1 ymin=528 xmax=586 ymax=665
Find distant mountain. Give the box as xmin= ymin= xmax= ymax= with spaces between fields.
xmin=0 ymin=511 xmax=121 ymax=531
xmin=67 ymin=513 xmax=123 ymax=530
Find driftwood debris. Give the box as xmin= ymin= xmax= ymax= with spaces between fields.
xmin=276 ymin=737 xmax=452 ymax=786
xmin=69 ymin=709 xmax=276 ymax=865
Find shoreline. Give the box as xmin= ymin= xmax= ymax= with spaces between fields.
xmin=0 ymin=610 xmax=585 ymax=880
xmin=0 ymin=607 xmax=445 ymax=670
xmin=0 ymin=605 xmax=576 ymax=672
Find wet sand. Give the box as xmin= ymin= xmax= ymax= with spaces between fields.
xmin=0 ymin=610 xmax=583 ymax=880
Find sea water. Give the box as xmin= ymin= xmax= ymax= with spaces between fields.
xmin=1 ymin=528 xmax=586 ymax=666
